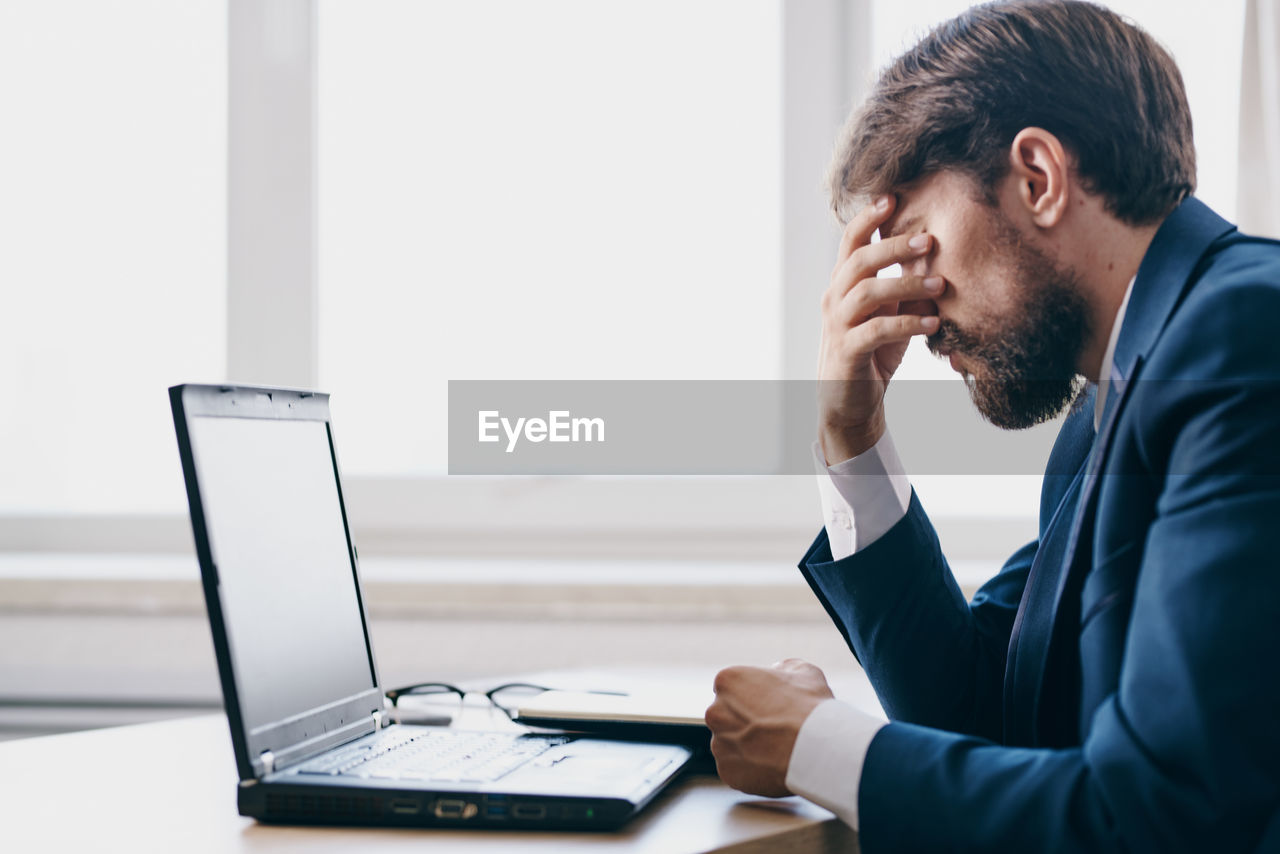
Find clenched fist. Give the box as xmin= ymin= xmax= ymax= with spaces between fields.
xmin=704 ymin=659 xmax=836 ymax=797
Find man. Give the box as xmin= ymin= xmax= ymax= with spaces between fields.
xmin=704 ymin=1 xmax=1280 ymax=851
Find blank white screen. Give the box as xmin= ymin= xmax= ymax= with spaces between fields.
xmin=188 ymin=415 xmax=375 ymax=731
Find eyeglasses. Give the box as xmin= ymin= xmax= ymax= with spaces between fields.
xmin=384 ymin=681 xmax=627 ymax=723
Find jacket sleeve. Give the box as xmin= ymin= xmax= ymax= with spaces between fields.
xmin=799 ymin=495 xmax=1034 ymax=742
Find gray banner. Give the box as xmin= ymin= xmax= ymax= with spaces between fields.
xmin=448 ymin=379 xmax=1280 ymax=476
xmin=448 ymin=380 xmax=1072 ymax=475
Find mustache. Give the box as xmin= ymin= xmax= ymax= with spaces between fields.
xmin=925 ymin=318 xmax=979 ymax=356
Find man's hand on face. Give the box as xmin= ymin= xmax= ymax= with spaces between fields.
xmin=704 ymin=659 xmax=836 ymax=798
xmin=818 ymin=194 xmax=943 ymax=463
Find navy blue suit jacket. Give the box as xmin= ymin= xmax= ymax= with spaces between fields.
xmin=800 ymin=198 xmax=1280 ymax=852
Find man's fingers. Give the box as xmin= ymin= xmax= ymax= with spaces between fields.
xmin=705 ymin=693 xmax=749 ymax=735
xmin=836 ymin=194 xmax=895 ymax=264
xmin=835 ymin=275 xmax=944 ymax=326
xmin=712 ymin=666 xmax=748 ymax=695
xmin=704 ymin=701 xmax=728 ymax=731
xmin=839 ymin=231 xmax=933 ymax=291
xmin=830 ymin=231 xmax=933 ymax=300
xmin=849 ymin=313 xmax=940 ymax=351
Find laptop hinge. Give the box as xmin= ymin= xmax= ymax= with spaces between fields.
xmin=251 ymin=715 xmax=380 ymax=778
xmin=372 ymin=709 xmax=384 ymax=731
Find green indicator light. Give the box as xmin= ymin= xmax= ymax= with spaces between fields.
xmin=586 ymin=808 xmax=595 ymax=819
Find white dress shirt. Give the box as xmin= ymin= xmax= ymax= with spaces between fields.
xmin=786 ymin=277 xmax=1138 ymax=829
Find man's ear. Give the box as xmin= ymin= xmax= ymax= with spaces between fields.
xmin=1007 ymin=127 xmax=1070 ymax=228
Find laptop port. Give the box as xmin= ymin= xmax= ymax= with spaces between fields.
xmin=433 ymin=799 xmax=478 ymax=820
xmin=389 ymin=799 xmax=421 ymax=815
xmin=512 ymin=804 xmax=546 ymax=821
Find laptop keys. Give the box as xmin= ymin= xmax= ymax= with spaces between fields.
xmin=293 ymin=732 xmax=566 ymax=783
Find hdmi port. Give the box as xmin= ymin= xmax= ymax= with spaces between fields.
xmin=389 ymin=799 xmax=420 ymax=815
xmin=512 ymin=804 xmax=546 ymax=820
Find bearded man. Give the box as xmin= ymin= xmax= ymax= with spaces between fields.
xmin=705 ymin=2 xmax=1280 ymax=851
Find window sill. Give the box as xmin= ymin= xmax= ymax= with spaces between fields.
xmin=0 ymin=553 xmax=1000 ymax=621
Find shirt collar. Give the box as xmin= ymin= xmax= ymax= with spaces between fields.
xmin=1094 ymin=275 xmax=1136 ymax=431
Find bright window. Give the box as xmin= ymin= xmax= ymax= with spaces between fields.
xmin=0 ymin=0 xmax=225 ymax=515
xmin=317 ymin=0 xmax=783 ymax=476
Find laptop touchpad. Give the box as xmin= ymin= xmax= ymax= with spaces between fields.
xmin=504 ymin=741 xmax=670 ymax=793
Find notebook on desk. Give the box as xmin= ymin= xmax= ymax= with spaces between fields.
xmin=514 ymin=689 xmax=713 ymax=752
xmin=169 ymin=384 xmax=692 ymax=830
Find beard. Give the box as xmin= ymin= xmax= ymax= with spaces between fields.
xmin=925 ymin=213 xmax=1092 ymax=430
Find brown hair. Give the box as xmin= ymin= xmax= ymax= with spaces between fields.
xmin=827 ymin=0 xmax=1195 ymax=225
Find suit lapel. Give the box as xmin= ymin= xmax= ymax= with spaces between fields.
xmin=1007 ymin=197 xmax=1235 ymax=745
xmin=1001 ymin=408 xmax=1092 ymax=746
xmin=1024 ymin=356 xmax=1141 ymax=742
xmin=1051 ymin=357 xmax=1139 ymax=602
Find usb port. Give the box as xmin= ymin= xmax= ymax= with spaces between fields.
xmin=389 ymin=799 xmax=420 ymax=815
xmin=485 ymin=796 xmax=508 ymax=819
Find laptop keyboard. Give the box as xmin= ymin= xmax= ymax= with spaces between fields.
xmin=293 ymin=730 xmax=568 ymax=783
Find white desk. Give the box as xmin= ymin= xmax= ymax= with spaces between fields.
xmin=1 ymin=714 xmax=859 ymax=853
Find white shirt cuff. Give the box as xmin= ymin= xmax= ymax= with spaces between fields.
xmin=785 ymin=698 xmax=885 ymax=830
xmin=813 ymin=431 xmax=912 ymax=561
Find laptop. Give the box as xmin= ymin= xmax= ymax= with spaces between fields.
xmin=169 ymin=383 xmax=693 ymax=829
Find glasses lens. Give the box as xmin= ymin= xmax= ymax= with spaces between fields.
xmin=487 ymin=683 xmax=550 ymax=716
xmin=398 ymin=683 xmax=464 ymax=703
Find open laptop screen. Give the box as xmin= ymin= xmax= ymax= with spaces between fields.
xmin=187 ymin=413 xmax=376 ymax=732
